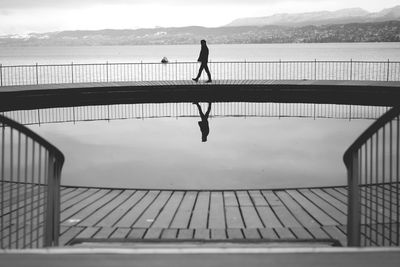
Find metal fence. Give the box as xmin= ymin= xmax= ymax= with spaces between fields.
xmin=1 ymin=60 xmax=399 ymax=86
xmin=344 ymin=106 xmax=400 ymax=246
xmin=0 ymin=115 xmax=64 ymax=248
xmin=1 ymin=103 xmax=391 ymax=126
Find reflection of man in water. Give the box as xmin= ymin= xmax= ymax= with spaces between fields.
xmin=192 ymin=40 xmax=212 ymax=83
xmin=193 ymin=102 xmax=212 ymax=142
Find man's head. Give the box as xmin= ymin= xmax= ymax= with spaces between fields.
xmin=201 ymin=40 xmax=206 ymax=45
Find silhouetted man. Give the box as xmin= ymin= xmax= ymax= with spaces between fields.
xmin=192 ymin=40 xmax=212 ymax=83
xmin=193 ymin=102 xmax=212 ymax=142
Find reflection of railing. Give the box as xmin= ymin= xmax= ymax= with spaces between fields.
xmin=0 ymin=60 xmax=399 ymax=86
xmin=1 ymin=103 xmax=390 ymax=126
xmin=344 ymin=106 xmax=400 ymax=246
xmin=0 ymin=115 xmax=64 ymax=248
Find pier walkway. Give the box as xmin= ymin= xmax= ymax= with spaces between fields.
xmin=1 ymin=80 xmax=400 ymax=112
xmin=6 ymin=183 xmax=353 ymax=247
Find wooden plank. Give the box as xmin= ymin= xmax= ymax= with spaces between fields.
xmin=59 ymin=227 xmax=84 ymax=246
xmin=248 ymin=190 xmax=268 ymax=206
xmin=62 ymin=190 xmax=121 ymax=226
xmin=322 ymin=226 xmax=347 ymax=246
xmin=290 ymin=227 xmax=313 ymax=239
xmin=242 ymin=229 xmax=261 ymax=239
xmin=224 ymin=191 xmax=238 ymax=206
xmin=224 ymin=192 xmax=244 ymax=228
xmin=133 ymin=191 xmax=172 ymax=228
xmin=170 ymin=191 xmax=197 ymax=228
xmin=74 ymin=227 xmax=99 ymax=239
xmin=259 ymin=228 xmax=278 ymax=239
xmin=161 ymin=229 xmax=177 ymax=239
xmin=189 ymin=191 xmax=210 ymax=229
xmin=77 ymin=190 xmax=133 ymax=227
xmin=299 ymin=189 xmax=347 ymax=225
xmin=143 ymin=228 xmax=162 ymax=239
xmin=324 ymin=188 xmax=347 ymax=203
xmin=93 ymin=227 xmax=115 ymax=239
xmin=236 ymin=191 xmax=253 ymax=206
xmin=262 ymin=191 xmax=301 ymax=227
xmin=61 ymin=189 xmax=106 ymax=221
xmin=177 ymin=229 xmax=194 ymax=239
xmin=96 ymin=190 xmax=145 ymax=227
xmin=227 ymin=229 xmax=244 ymax=239
xmin=310 ymin=188 xmax=347 ymax=214
xmin=151 ymin=191 xmax=184 ymax=228
xmin=127 ymin=228 xmax=146 ymax=239
xmin=237 ymin=191 xmax=263 ymax=228
xmin=208 ymin=192 xmax=225 ymax=229
xmin=194 ymin=229 xmax=210 ymax=240
xmin=61 ymin=188 xmax=98 ymax=210
xmin=254 ymin=206 xmax=283 ymax=228
xmin=109 ymin=228 xmax=130 ymax=239
xmin=286 ymin=190 xmax=337 ymax=226
xmin=275 ymin=190 xmax=320 ymax=228
xmin=211 ymin=229 xmax=227 ymax=240
xmin=115 ymin=191 xmax=159 ymax=228
xmin=307 ymin=227 xmax=331 ymax=239
xmin=274 ymin=227 xmax=295 ymax=239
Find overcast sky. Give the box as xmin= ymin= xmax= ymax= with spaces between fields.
xmin=0 ymin=0 xmax=398 ymax=35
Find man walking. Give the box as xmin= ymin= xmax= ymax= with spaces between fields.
xmin=192 ymin=40 xmax=212 ymax=83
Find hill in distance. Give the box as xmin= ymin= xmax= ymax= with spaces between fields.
xmin=226 ymin=5 xmax=400 ymax=27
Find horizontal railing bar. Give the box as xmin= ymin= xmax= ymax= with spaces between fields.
xmin=1 ymin=60 xmax=400 ymax=68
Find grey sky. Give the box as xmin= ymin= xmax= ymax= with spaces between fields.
xmin=0 ymin=0 xmax=398 ymax=35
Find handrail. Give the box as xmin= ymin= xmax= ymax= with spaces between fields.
xmin=1 ymin=60 xmax=399 ymax=68
xmin=0 ymin=115 xmax=64 ymax=164
xmin=344 ymin=105 xmax=400 ymax=247
xmin=1 ymin=114 xmax=64 ymax=248
xmin=1 ymin=60 xmax=399 ymax=86
xmin=343 ymin=106 xmax=400 ymax=167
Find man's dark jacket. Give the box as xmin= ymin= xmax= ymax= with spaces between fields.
xmin=197 ymin=45 xmax=209 ymax=63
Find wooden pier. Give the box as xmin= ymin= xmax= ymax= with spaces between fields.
xmin=47 ymin=185 xmax=350 ymax=247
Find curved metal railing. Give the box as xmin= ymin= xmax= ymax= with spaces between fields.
xmin=0 ymin=114 xmax=64 ymax=248
xmin=1 ymin=103 xmax=390 ymax=126
xmin=0 ymin=60 xmax=399 ymax=86
xmin=344 ymin=106 xmax=400 ymax=246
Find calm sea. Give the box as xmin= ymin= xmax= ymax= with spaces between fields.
xmin=1 ymin=42 xmax=400 ymax=65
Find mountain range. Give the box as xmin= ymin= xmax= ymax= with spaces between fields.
xmin=226 ymin=5 xmax=400 ymax=27
xmin=0 ymin=6 xmax=399 ymax=46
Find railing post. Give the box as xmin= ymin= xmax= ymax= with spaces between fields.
xmin=0 ymin=63 xmax=3 ymax=86
xmin=141 ymin=61 xmax=143 ymax=81
xmin=175 ymin=60 xmax=178 ymax=81
xmin=35 ymin=63 xmax=39 ymax=85
xmin=387 ymin=59 xmax=390 ymax=82
xmin=347 ymin=151 xmax=361 ymax=246
xmin=349 ymin=59 xmax=353 ymax=81
xmin=71 ymin=62 xmax=74 ymax=83
xmin=44 ymin=154 xmax=55 ymax=247
xmin=279 ymin=59 xmax=281 ymax=80
xmin=314 ymin=59 xmax=317 ymax=80
xmin=106 ymin=61 xmax=109 ymax=82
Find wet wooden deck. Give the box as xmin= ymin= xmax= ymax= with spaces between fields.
xmin=56 ymin=185 xmax=349 ymax=246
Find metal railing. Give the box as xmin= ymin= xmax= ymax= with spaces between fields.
xmin=0 ymin=115 xmax=64 ymax=248
xmin=1 ymin=103 xmax=390 ymax=126
xmin=0 ymin=60 xmax=399 ymax=86
xmin=344 ymin=106 xmax=400 ymax=246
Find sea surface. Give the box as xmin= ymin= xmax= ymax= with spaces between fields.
xmin=1 ymin=42 xmax=400 ymax=65
xmin=1 ymin=42 xmax=397 ymax=189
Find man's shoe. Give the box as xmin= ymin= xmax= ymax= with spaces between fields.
xmin=205 ymin=79 xmax=212 ymax=83
xmin=192 ymin=78 xmax=198 ymax=82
